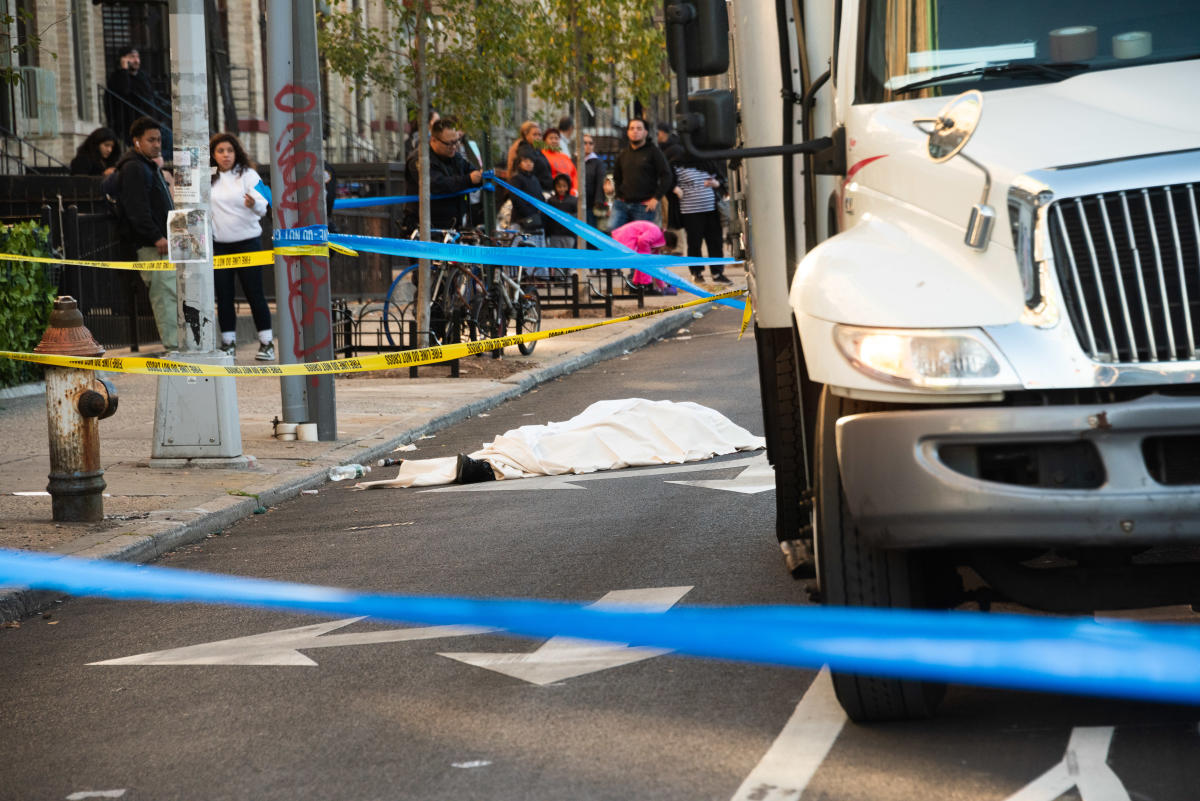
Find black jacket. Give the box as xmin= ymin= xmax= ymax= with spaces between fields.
xmin=403 ymin=146 xmax=478 ymax=231
xmin=106 ymin=68 xmax=162 ymax=141
xmin=508 ymin=170 xmax=545 ymax=228
xmin=613 ymin=142 xmax=673 ymax=203
xmin=114 ymin=149 xmax=172 ymax=249
xmin=516 ymin=141 xmax=554 ymax=193
xmin=584 ymin=156 xmax=606 ymax=210
xmin=70 ymin=154 xmax=109 ymax=176
xmin=545 ymin=194 xmax=577 ymax=239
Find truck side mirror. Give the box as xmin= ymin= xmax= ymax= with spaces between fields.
xmin=680 ymin=89 xmax=738 ymax=150
xmin=920 ymin=90 xmax=983 ymax=163
xmin=913 ymin=90 xmax=994 ymax=251
xmin=665 ymin=0 xmax=729 ymax=77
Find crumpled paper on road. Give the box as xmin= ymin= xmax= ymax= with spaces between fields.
xmin=357 ymin=398 xmax=765 ymax=489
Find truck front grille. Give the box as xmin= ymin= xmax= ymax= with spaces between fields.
xmin=1049 ymin=184 xmax=1200 ymax=363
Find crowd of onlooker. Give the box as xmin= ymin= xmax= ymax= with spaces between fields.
xmin=398 ymin=110 xmax=732 ymax=294
xmin=67 ymin=45 xmax=733 ymax=353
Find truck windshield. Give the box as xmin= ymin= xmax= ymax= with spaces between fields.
xmin=859 ymin=0 xmax=1200 ymax=103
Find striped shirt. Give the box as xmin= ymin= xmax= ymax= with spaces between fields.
xmin=674 ymin=166 xmax=716 ymax=215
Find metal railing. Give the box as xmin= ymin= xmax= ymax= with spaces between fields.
xmin=0 ymin=123 xmax=69 ymax=176
xmin=1051 ymin=184 xmax=1200 ymax=364
xmin=96 ymin=84 xmax=174 ymax=146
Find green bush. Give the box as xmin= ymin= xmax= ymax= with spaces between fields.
xmin=0 ymin=222 xmax=56 ymax=389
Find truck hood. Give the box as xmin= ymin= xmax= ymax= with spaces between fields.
xmin=850 ymin=60 xmax=1200 ymax=245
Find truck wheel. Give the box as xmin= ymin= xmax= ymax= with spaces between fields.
xmin=815 ymin=388 xmax=945 ymax=722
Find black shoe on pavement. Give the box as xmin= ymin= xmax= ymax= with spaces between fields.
xmin=711 ymin=273 xmax=733 ymax=284
xmin=455 ymin=454 xmax=496 ymax=484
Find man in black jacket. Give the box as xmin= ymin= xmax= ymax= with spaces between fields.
xmin=582 ymin=133 xmax=607 ymax=229
xmin=402 ymin=118 xmax=482 ymax=233
xmin=106 ymin=48 xmax=165 ymax=146
xmin=114 ymin=116 xmax=176 ymax=350
xmin=609 ymin=118 xmax=673 ymax=231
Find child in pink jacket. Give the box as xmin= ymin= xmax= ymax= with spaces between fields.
xmin=611 ymin=220 xmax=677 ymax=295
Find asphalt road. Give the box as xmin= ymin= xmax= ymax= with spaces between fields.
xmin=2 ymin=307 xmax=1199 ymax=801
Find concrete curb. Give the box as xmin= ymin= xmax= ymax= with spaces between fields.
xmin=0 ymin=305 xmax=702 ymax=622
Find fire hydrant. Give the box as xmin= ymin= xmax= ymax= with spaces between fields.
xmin=33 ymin=296 xmax=118 ymax=522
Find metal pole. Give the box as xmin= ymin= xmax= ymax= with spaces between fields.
xmin=481 ymin=129 xmax=495 ymax=237
xmin=414 ymin=10 xmax=431 ymax=348
xmin=293 ymin=0 xmax=336 ymax=439
xmin=150 ymin=0 xmax=244 ymax=464
xmin=265 ymin=0 xmax=305 ymax=424
xmin=170 ymin=0 xmax=216 ymax=354
xmin=266 ymin=0 xmax=337 ymax=439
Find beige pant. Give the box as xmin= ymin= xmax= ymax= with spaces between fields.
xmin=137 ymin=245 xmax=178 ymax=351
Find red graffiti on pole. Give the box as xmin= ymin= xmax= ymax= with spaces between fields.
xmin=273 ymin=84 xmax=331 ymax=383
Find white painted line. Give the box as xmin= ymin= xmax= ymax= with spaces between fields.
xmin=92 ymin=617 xmax=496 ymax=666
xmin=65 ymin=791 xmax=127 ymax=800
xmin=451 ymin=760 xmax=493 ymax=769
xmin=667 ymin=452 xmax=775 ymax=494
xmin=439 ymin=587 xmax=692 ymax=685
xmin=729 ymin=666 xmax=846 ymax=801
xmin=1004 ymin=726 xmax=1130 ymax=801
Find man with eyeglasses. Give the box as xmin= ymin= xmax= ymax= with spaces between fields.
xmin=403 ymin=117 xmax=483 ymax=233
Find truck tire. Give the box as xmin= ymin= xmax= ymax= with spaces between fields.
xmin=815 ymin=388 xmax=945 ymax=722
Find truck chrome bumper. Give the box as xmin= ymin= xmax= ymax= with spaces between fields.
xmin=836 ymin=394 xmax=1200 ymax=549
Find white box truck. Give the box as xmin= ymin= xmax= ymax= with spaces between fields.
xmin=665 ymin=0 xmax=1200 ymax=720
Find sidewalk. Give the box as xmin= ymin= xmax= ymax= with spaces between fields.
xmin=0 ymin=264 xmax=745 ymax=621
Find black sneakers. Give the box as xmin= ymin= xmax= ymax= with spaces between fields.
xmin=711 ymin=274 xmax=733 ymax=284
xmin=455 ymin=454 xmax=496 ymax=484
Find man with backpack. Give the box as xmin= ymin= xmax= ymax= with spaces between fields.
xmin=109 ymin=116 xmax=176 ymax=350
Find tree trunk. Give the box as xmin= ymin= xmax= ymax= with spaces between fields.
xmin=415 ymin=6 xmax=432 ymax=348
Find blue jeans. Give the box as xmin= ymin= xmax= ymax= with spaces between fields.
xmin=608 ymin=198 xmax=659 ymax=231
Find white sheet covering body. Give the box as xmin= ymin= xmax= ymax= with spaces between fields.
xmin=358 ymin=398 xmax=766 ymax=489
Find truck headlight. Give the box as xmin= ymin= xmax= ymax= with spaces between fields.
xmin=834 ymin=325 xmax=1020 ymax=389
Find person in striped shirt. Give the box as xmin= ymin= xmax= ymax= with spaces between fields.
xmin=670 ymin=152 xmax=731 ymax=284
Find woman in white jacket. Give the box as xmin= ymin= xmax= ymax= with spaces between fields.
xmin=210 ymin=132 xmax=273 ymax=360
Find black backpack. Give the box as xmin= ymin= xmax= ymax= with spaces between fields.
xmin=100 ymin=169 xmax=121 ymax=220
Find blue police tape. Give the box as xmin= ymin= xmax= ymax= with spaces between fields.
xmin=484 ymin=174 xmax=736 ymax=303
xmin=255 ymin=179 xmax=477 ymax=210
xmin=3 ymin=547 xmax=1200 ymax=704
xmin=333 ymin=188 xmax=478 ymax=209
xmin=327 ymin=233 xmax=744 ymax=310
xmin=258 ymin=176 xmax=738 ymax=306
xmin=485 ymin=173 xmax=629 ymax=253
xmin=272 ymin=225 xmax=328 ymax=246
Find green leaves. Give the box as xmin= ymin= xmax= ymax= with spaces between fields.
xmin=318 ymin=0 xmax=668 ymax=140
xmin=0 ymin=223 xmax=55 ymax=389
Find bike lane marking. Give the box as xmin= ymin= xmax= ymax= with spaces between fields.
xmin=729 ymin=666 xmax=846 ymax=801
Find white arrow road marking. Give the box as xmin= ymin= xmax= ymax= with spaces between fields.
xmin=438 ymin=586 xmax=693 ymax=685
xmin=91 ymin=617 xmax=497 ymax=666
xmin=422 ymin=454 xmax=765 ymax=493
xmin=729 ymin=667 xmax=846 ymax=801
xmin=1004 ymin=726 xmax=1130 ymax=801
xmin=667 ymin=452 xmax=775 ymax=494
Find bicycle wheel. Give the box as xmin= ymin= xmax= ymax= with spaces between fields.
xmin=471 ymin=294 xmax=507 ymax=352
xmin=516 ymin=285 xmax=542 ymax=355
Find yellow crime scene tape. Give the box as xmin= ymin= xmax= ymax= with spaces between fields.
xmin=0 ymin=243 xmax=357 ymax=273
xmin=0 ymin=290 xmax=748 ymax=378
